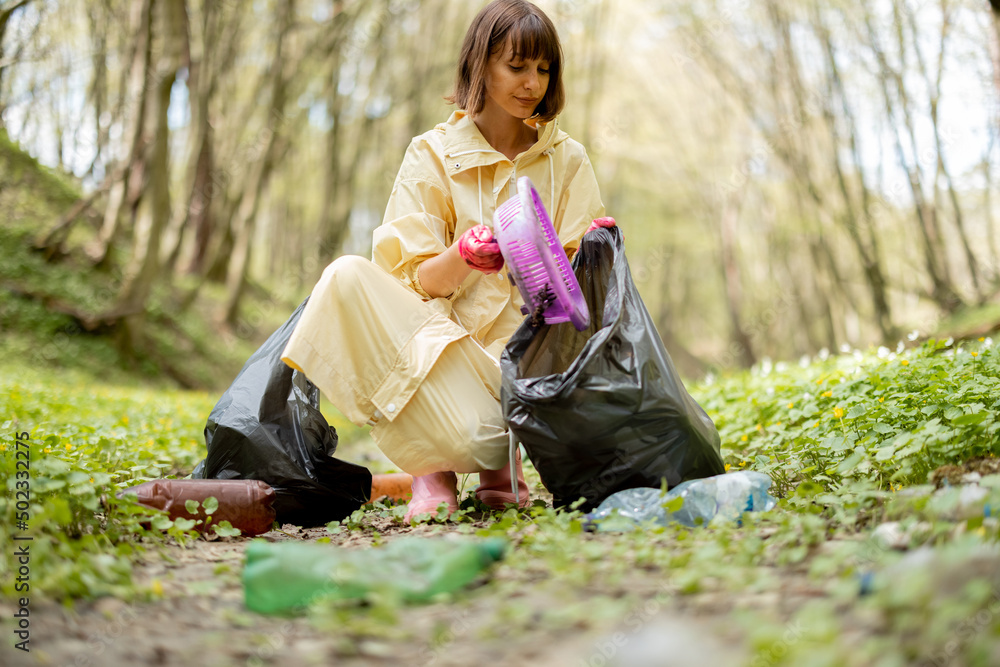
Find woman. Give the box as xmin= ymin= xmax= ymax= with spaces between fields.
xmin=282 ymin=0 xmax=614 ymax=521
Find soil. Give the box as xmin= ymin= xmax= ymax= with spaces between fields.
xmin=0 ymin=439 xmax=888 ymax=667
xmin=0 ymin=510 xmax=804 ymax=667
xmin=929 ymin=456 xmax=1000 ymax=488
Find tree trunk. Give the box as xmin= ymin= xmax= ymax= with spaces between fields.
xmin=812 ymin=9 xmax=896 ymax=340
xmin=807 ymin=235 xmax=840 ymax=351
xmin=178 ymin=123 xmax=214 ymax=273
xmin=577 ymin=0 xmax=609 ymax=151
xmin=202 ymin=207 xmax=234 ymax=282
xmin=92 ymin=0 xmax=154 ymax=269
xmin=161 ymin=0 xmax=213 ymax=274
xmin=82 ymin=0 xmax=111 ymax=180
xmin=658 ymin=325 xmax=709 ymax=380
xmin=864 ymin=9 xmax=964 ymax=313
xmin=991 ymin=1 xmax=1000 ymax=93
xmin=718 ymin=189 xmax=755 ymax=368
xmin=783 ymin=250 xmax=818 ymax=354
xmin=222 ymin=0 xmax=294 ymax=326
xmin=989 ymin=2 xmax=1000 ymax=106
xmin=906 ymin=1 xmax=981 ymax=300
xmin=317 ymin=8 xmax=349 ymax=261
xmin=0 ymin=0 xmax=33 ymax=127
xmin=319 ymin=1 xmax=386 ymax=262
xmin=984 ymin=134 xmax=999 ymax=283
xmin=783 ymin=168 xmax=840 ymax=352
xmin=184 ymin=6 xmax=244 ymax=277
xmin=111 ymin=0 xmax=187 ymax=348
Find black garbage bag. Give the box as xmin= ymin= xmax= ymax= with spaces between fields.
xmin=191 ymin=299 xmax=371 ymax=527
xmin=500 ymin=226 xmax=725 ymax=512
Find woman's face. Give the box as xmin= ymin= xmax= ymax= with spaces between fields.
xmin=483 ymin=41 xmax=550 ymax=120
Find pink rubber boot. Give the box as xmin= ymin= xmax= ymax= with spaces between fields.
xmin=403 ymin=471 xmax=459 ymax=522
xmin=476 ymin=450 xmax=531 ymax=510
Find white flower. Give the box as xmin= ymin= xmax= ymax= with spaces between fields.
xmin=896 ymin=341 xmax=905 ymax=354
xmin=799 ymin=355 xmax=810 ymax=368
xmin=802 ymin=392 xmax=813 ymax=400
xmin=766 ymin=386 xmax=776 ymax=396
xmin=840 ymin=343 xmax=852 ymax=354
xmin=853 ymin=350 xmax=864 ymax=362
xmin=945 ymin=337 xmax=954 ymax=347
xmin=818 ymin=348 xmax=830 ymax=361
xmin=877 ymin=346 xmax=890 ymax=358
xmin=907 ymin=330 xmax=920 ymax=341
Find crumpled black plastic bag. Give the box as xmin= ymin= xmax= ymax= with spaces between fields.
xmin=191 ymin=299 xmax=371 ymax=527
xmin=500 ymin=226 xmax=725 ymax=511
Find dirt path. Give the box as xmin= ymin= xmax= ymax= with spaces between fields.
xmin=1 ymin=514 xmax=794 ymax=667
xmin=0 ymin=445 xmax=859 ymax=667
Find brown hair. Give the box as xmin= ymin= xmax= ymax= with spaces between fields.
xmin=447 ymin=0 xmax=565 ymax=122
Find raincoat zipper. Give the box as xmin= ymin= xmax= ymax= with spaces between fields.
xmin=445 ymin=147 xmax=555 ymax=222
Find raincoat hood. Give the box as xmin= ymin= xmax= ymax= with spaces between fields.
xmin=437 ymin=109 xmax=569 ymax=173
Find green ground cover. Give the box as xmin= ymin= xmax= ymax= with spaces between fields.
xmin=3 ymin=336 xmax=1000 ymax=665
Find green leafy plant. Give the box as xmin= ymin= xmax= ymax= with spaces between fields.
xmin=4 ymin=339 xmax=1000 ymax=665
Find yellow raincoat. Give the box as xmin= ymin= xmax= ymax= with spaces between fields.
xmin=282 ymin=110 xmax=604 ymax=475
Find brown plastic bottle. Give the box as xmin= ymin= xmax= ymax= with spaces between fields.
xmin=118 ymin=479 xmax=277 ymax=536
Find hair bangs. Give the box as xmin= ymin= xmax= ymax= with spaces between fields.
xmin=500 ymin=13 xmax=559 ymax=65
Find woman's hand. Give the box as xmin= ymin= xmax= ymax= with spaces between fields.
xmin=457 ymin=224 xmax=504 ymax=273
xmin=416 ymin=225 xmax=503 ymax=299
xmin=585 ymin=216 xmax=616 ymax=235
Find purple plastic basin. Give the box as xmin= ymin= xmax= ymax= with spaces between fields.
xmin=493 ymin=176 xmax=590 ymax=331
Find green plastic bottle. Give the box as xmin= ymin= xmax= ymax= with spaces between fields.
xmin=242 ymin=536 xmax=507 ymax=614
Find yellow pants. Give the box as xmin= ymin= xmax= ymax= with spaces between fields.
xmin=281 ymin=255 xmax=508 ymax=476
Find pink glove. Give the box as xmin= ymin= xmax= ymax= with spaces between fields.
xmin=457 ymin=224 xmax=504 ymax=274
xmin=586 ymin=216 xmax=616 ymax=235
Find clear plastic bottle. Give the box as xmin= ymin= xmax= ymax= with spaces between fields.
xmin=242 ymin=536 xmax=507 ymax=614
xmin=584 ymin=471 xmax=777 ymax=531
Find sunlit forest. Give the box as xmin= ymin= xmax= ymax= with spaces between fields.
xmin=2 ymin=0 xmax=999 ymax=374
xmin=6 ymin=3 xmax=1000 ymax=665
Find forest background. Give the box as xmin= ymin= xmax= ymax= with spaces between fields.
xmin=4 ymin=3 xmax=1000 ymax=664
xmin=1 ymin=0 xmax=1000 ymax=384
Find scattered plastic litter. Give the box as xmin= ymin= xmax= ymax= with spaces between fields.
xmin=117 ymin=478 xmax=277 ymax=536
xmin=584 ymin=471 xmax=777 ymax=531
xmin=370 ymin=472 xmax=413 ymax=502
xmin=242 ymin=537 xmax=507 ymax=614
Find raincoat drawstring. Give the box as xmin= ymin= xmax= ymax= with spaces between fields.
xmin=545 ymin=148 xmax=555 ymax=213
